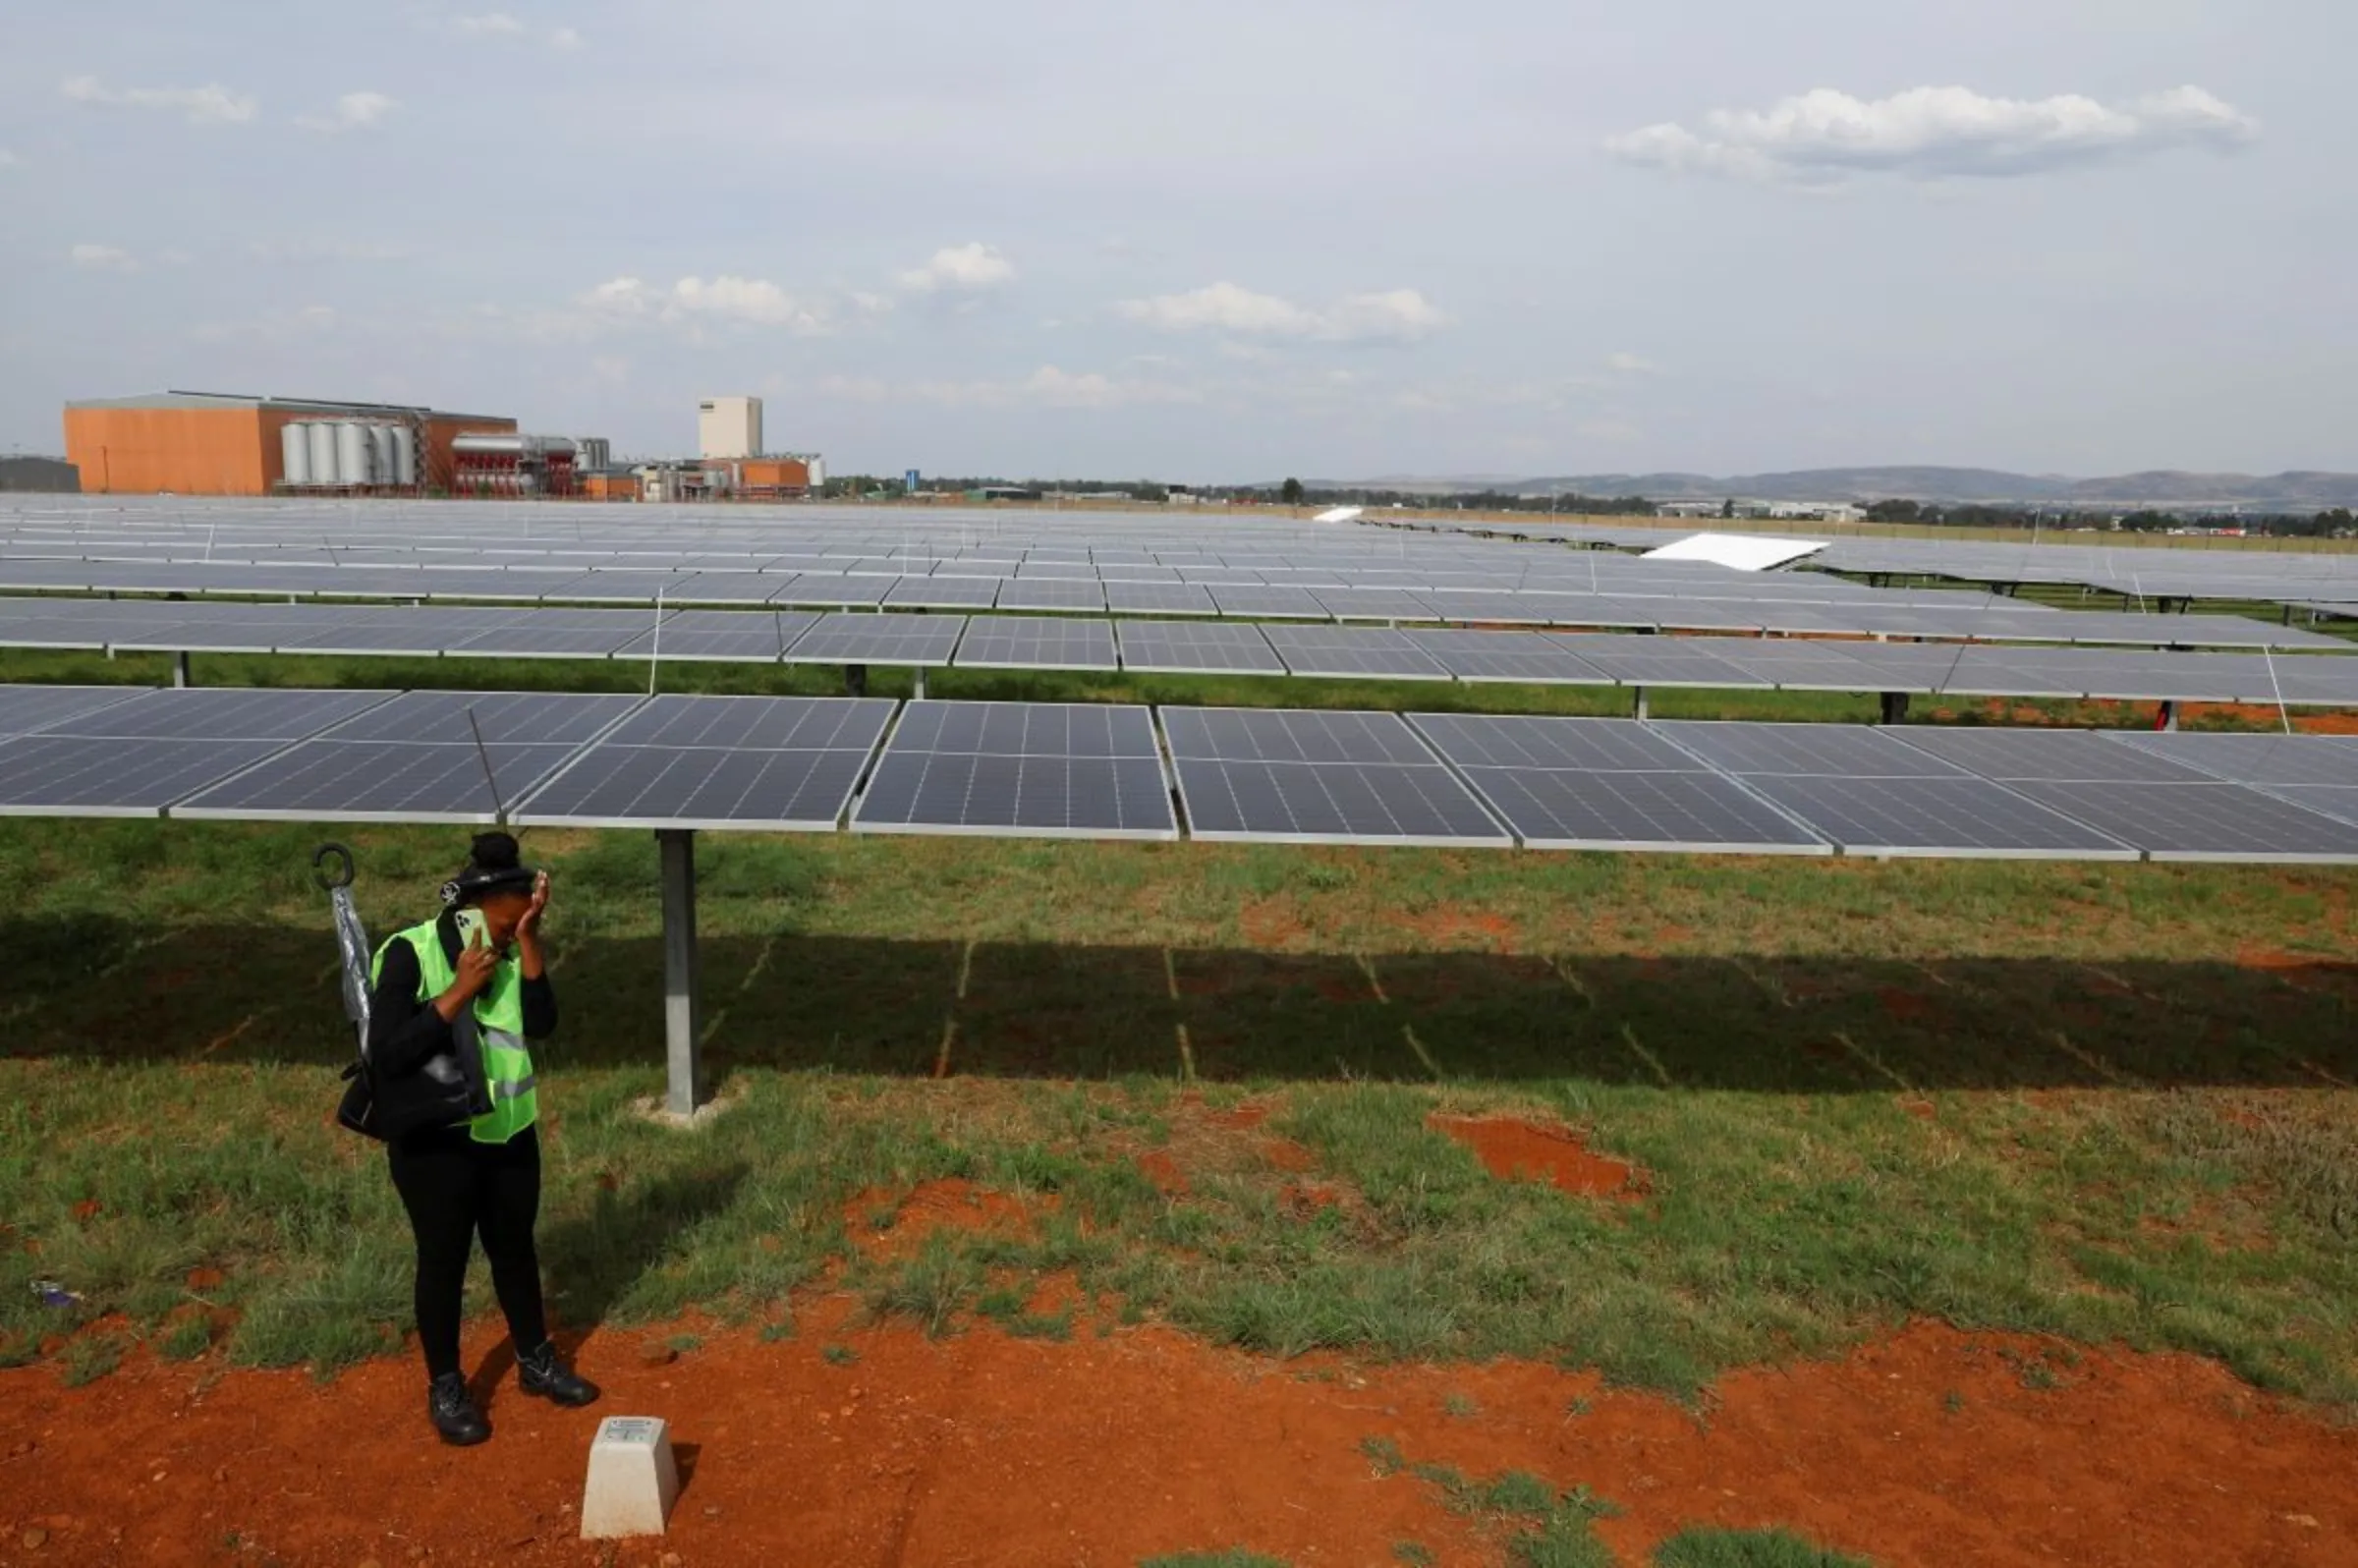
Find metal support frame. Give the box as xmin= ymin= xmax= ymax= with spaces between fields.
xmin=2159 ymin=700 xmax=2180 ymax=733
xmin=913 ymin=666 xmax=927 ymax=700
xmin=1633 ymin=685 xmax=1650 ymax=720
xmin=172 ymin=651 xmax=192 ymax=689
xmin=658 ymin=828 xmax=704 ymax=1117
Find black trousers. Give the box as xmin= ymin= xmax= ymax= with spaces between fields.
xmin=385 ymin=1122 xmax=548 ymax=1380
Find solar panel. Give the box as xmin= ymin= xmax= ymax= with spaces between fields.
xmin=613 ymin=610 xmax=817 ymax=663
xmin=783 ymin=614 xmax=968 ymax=666
xmin=1447 ymin=765 xmax=1830 ymax=854
xmin=1405 ymin=713 xmax=1829 ymax=854
xmin=448 ymin=612 xmax=653 ymax=659
xmin=0 ymin=684 xmax=150 ymax=737
xmin=1739 ymin=775 xmax=2135 ymax=859
xmin=852 ymin=700 xmax=1176 ymax=840
xmin=1262 ymin=626 xmax=1451 ymax=681
xmin=952 ymin=616 xmax=1120 ymax=672
xmin=2002 ymin=780 xmax=2358 ymax=863
xmin=883 ymin=577 xmax=1001 ymax=611
xmin=991 ymin=579 xmax=1108 ymax=614
xmin=1162 ymin=706 xmax=1436 ymax=764
xmin=1415 ymin=590 xmax=1558 ymax=626
xmin=1104 ymin=582 xmax=1219 ymax=616
xmin=2107 ymin=732 xmax=2358 ymax=788
xmin=50 ymin=686 xmax=397 ymax=741
xmin=512 ymin=695 xmax=896 ymax=830
xmin=1207 ymin=586 xmax=1329 ymax=620
xmin=540 ymin=571 xmax=706 ymax=605
xmin=1162 ymin=705 xmax=1508 ymax=846
xmin=1541 ymin=635 xmax=1766 ymax=689
xmin=1891 ymin=728 xmax=2218 ymax=783
xmin=1114 ymin=620 xmax=1284 ymax=675
xmin=773 ymin=576 xmax=894 ymax=609
xmin=1656 ymin=722 xmax=1968 ymax=778
xmin=1403 ymin=630 xmax=1612 ymax=685
xmin=0 ymin=735 xmax=301 ymax=816
xmin=1408 ymin=712 xmax=1705 ymax=771
xmin=314 ymin=689 xmax=641 ymax=745
xmin=1314 ymin=588 xmax=1440 ymax=623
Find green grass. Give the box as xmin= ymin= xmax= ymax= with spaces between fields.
xmin=1653 ymin=1527 xmax=1877 ymax=1567
xmin=0 ymin=815 xmax=2355 ymax=1412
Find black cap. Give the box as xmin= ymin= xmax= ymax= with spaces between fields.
xmin=438 ymin=832 xmax=539 ymax=909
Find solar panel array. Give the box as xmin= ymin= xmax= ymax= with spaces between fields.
xmin=3 ymin=679 xmax=2356 ymax=861
xmin=14 ymin=595 xmax=2357 ymax=707
xmin=7 ymin=492 xmax=2344 ymax=649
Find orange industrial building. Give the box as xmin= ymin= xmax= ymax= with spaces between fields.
xmin=63 ymin=392 xmax=518 ymax=496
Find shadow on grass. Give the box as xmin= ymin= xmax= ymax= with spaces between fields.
xmin=4 ymin=917 xmax=2356 ymax=1092
xmin=538 ymin=1162 xmax=752 ymax=1336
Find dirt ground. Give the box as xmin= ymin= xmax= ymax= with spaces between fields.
xmin=5 ymin=1306 xmax=2355 ymax=1568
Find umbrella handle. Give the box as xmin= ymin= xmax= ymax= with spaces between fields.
xmin=311 ymin=842 xmax=357 ymax=892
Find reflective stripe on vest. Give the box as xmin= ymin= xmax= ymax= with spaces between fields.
xmin=371 ymin=919 xmax=538 ymax=1144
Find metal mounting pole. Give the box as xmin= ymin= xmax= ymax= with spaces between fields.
xmin=845 ymin=663 xmax=868 ymax=698
xmin=2160 ymin=700 xmax=2180 ymax=733
xmin=658 ymin=828 xmax=703 ymax=1117
xmin=1633 ymin=685 xmax=1650 ymax=720
xmin=1879 ymin=691 xmax=1911 ymax=725
xmin=913 ymin=666 xmax=927 ymax=700
xmin=172 ymin=651 xmax=191 ymax=689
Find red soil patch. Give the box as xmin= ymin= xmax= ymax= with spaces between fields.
xmin=1384 ymin=904 xmax=1521 ymax=952
xmin=1428 ymin=1114 xmax=1644 ymax=1200
xmin=5 ymin=1316 xmax=2354 ymax=1567
xmin=844 ymin=1179 xmax=1047 ymax=1260
xmin=1135 ymin=1149 xmax=1189 ymax=1196
xmin=1237 ymin=898 xmax=1310 ymax=948
xmin=1199 ymin=1102 xmax=1270 ymax=1131
xmin=2187 ymin=702 xmax=2358 ymax=736
xmin=1262 ymin=1137 xmax=1317 ymax=1173
xmin=1898 ymin=1097 xmax=1937 ymax=1122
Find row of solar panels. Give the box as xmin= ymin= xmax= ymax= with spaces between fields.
xmin=0 ymin=549 xmax=2017 ymax=605
xmin=4 ymin=682 xmax=2357 ymax=863
xmin=0 ymin=580 xmax=2335 ymax=652
xmin=9 ymin=598 xmax=2358 ymax=701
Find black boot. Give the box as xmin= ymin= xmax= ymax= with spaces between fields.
xmin=517 ymin=1339 xmax=600 ymax=1408
xmin=427 ymin=1372 xmax=490 ymax=1446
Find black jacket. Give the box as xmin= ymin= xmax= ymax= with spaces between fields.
xmin=364 ymin=912 xmax=557 ymax=1141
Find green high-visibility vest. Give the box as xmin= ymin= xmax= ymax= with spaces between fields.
xmin=371 ymin=917 xmax=537 ymax=1145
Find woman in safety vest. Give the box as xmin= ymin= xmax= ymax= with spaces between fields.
xmin=365 ymin=831 xmax=599 ymax=1445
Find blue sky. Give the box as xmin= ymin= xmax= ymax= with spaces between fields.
xmin=3 ymin=0 xmax=2349 ymax=480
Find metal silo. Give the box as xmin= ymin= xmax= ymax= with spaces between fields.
xmin=308 ymin=421 xmax=340 ymax=486
xmin=369 ymin=424 xmax=398 ymax=490
xmin=281 ymin=422 xmax=312 ymax=487
xmin=389 ymin=425 xmax=418 ymax=487
xmin=336 ymin=422 xmax=373 ymax=488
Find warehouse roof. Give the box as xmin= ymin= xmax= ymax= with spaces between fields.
xmin=65 ymin=391 xmax=513 ymax=422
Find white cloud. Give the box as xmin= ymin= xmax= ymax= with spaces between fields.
xmin=192 ymin=306 xmax=338 ymax=345
xmin=897 ymin=243 xmax=1017 ymax=294
xmin=1606 ymin=352 xmax=1656 ymax=374
xmin=69 ymin=244 xmax=138 ymax=273
xmin=453 ymin=12 xmax=527 ymax=34
xmin=297 ymin=91 xmax=397 ymax=133
xmin=1117 ymin=281 xmax=1447 ymax=344
xmin=1607 ymin=84 xmax=2258 ymax=184
xmin=550 ymin=27 xmax=585 ymax=50
xmin=0 ymin=150 xmax=19 ymax=169
xmin=579 ymin=275 xmax=829 ymax=334
xmin=60 ymin=75 xmax=257 ymax=126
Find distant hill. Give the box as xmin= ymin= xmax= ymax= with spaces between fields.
xmin=1292 ymin=467 xmax=2358 ymax=510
